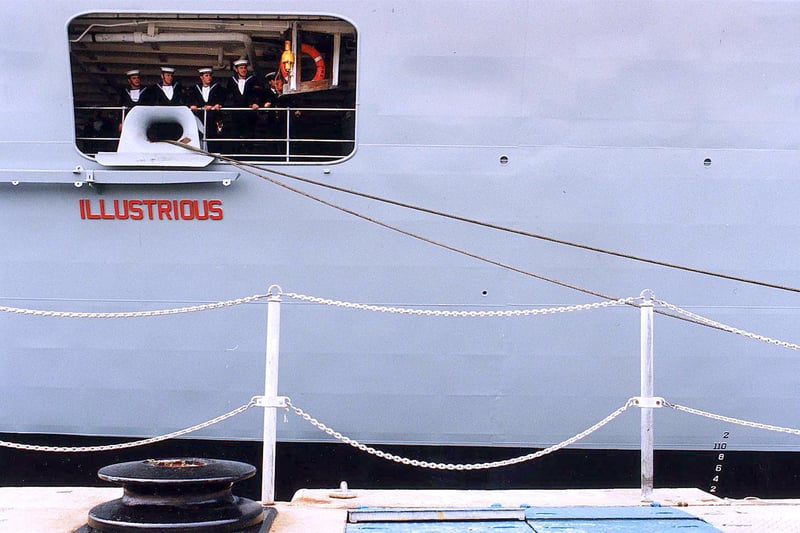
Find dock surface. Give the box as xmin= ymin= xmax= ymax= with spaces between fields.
xmin=3 ymin=486 xmax=800 ymax=532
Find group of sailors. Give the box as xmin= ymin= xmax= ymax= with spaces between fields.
xmin=77 ymin=57 xmax=354 ymax=158
xmin=120 ymin=59 xmax=294 ymax=145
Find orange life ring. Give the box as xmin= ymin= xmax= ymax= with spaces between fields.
xmin=280 ymin=43 xmax=326 ymax=82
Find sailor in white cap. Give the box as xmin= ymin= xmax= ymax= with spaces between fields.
xmin=227 ymin=59 xmax=260 ymax=107
xmin=116 ymin=68 xmax=151 ymax=132
xmin=119 ymin=69 xmax=148 ymax=108
xmin=187 ymin=67 xmax=227 ymax=149
xmin=188 ymin=68 xmax=225 ymax=112
xmin=225 ymin=58 xmax=263 ymax=146
xmin=147 ymin=66 xmax=184 ymax=105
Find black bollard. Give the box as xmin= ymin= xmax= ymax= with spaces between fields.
xmin=76 ymin=458 xmax=276 ymax=532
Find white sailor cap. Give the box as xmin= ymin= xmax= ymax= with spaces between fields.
xmin=265 ymin=71 xmax=276 ymax=80
xmin=161 ymin=66 xmax=175 ymax=73
xmin=198 ymin=67 xmax=213 ymax=74
xmin=126 ymin=69 xmax=140 ymax=77
xmin=233 ymin=59 xmax=248 ymax=66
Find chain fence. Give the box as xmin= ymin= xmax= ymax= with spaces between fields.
xmin=0 ymin=399 xmax=257 ymax=452
xmin=0 ymin=295 xmax=269 ymax=319
xmin=2 ymin=290 xmax=798 ymax=356
xmin=282 ymin=397 xmax=800 ymax=471
xmin=656 ymin=299 xmax=800 ymax=351
xmin=0 ymin=292 xmax=638 ymax=319
xmin=283 ymin=397 xmax=636 ymax=470
xmin=663 ymin=400 xmax=800 ymax=436
xmin=3 ymin=394 xmax=800 ymax=465
xmin=281 ymin=292 xmax=638 ymax=317
xmin=3 ymin=288 xmax=800 ymax=464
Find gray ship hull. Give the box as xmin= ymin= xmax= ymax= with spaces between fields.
xmin=2 ymin=1 xmax=800 ymax=495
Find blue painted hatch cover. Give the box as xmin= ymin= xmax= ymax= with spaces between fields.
xmin=525 ymin=505 xmax=721 ymax=532
xmin=346 ymin=506 xmax=722 ymax=532
xmin=347 ymin=521 xmax=533 ymax=532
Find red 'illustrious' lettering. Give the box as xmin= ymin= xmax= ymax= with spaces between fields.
xmin=143 ymin=199 xmax=157 ymax=219
xmin=82 ymin=199 xmax=100 ymax=220
xmin=157 ymin=200 xmax=173 ymax=220
xmin=79 ymin=199 xmax=224 ymax=221
xmin=113 ymin=199 xmax=129 ymax=220
xmin=98 ymin=199 xmax=115 ymax=220
xmin=180 ymin=200 xmax=195 ymax=219
xmin=208 ymin=200 xmax=224 ymax=220
xmin=129 ymin=200 xmax=143 ymax=220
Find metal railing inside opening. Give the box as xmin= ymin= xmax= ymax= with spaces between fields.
xmin=75 ymin=105 xmax=356 ymax=163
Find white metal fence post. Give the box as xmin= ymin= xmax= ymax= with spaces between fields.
xmin=262 ymin=286 xmax=282 ymax=505
xmin=640 ymin=290 xmax=655 ymax=502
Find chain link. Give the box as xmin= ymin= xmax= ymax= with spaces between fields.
xmin=664 ymin=400 xmax=800 ymax=436
xmin=0 ymin=294 xmax=269 ymax=319
xmin=283 ymin=292 xmax=639 ymax=317
xmin=5 ymin=288 xmax=800 ymax=460
xmin=4 ymin=394 xmax=798 ymax=461
xmin=284 ymin=398 xmax=635 ymax=470
xmin=3 ymin=291 xmax=799 ymax=356
xmin=0 ymin=291 xmax=638 ymax=320
xmin=656 ymin=299 xmax=800 ymax=351
xmin=0 ymin=399 xmax=257 ymax=453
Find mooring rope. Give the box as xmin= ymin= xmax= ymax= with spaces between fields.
xmin=168 ymin=141 xmax=800 ymax=295
xmin=163 ymin=141 xmax=796 ymax=339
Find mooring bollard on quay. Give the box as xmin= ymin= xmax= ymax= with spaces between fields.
xmin=74 ymin=458 xmax=276 ymax=532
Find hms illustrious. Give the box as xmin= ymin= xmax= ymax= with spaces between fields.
xmin=2 ymin=1 xmax=800 ymax=500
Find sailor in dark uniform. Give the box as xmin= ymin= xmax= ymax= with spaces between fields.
xmin=119 ymin=69 xmax=148 ymax=108
xmin=263 ymin=72 xmax=308 ymax=154
xmin=145 ymin=66 xmax=185 ymax=106
xmin=187 ymin=67 xmax=227 ymax=151
xmin=262 ymin=72 xmax=294 ymax=152
xmin=225 ymin=59 xmax=263 ymax=151
xmin=261 ymin=72 xmax=280 ymax=142
xmin=117 ymin=69 xmax=149 ymax=133
xmin=137 ymin=66 xmax=186 ymax=142
xmin=263 ymin=71 xmax=281 ymax=107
